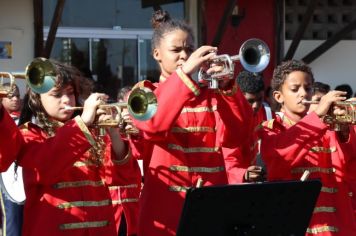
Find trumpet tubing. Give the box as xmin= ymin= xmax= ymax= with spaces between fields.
xmin=64 ymin=87 xmax=157 ymax=131
xmin=0 ymin=72 xmax=24 ymax=97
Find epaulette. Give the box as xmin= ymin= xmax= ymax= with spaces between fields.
xmin=19 ymin=122 xmax=31 ymax=132
xmin=261 ymin=119 xmax=276 ymax=130
xmin=19 ymin=122 xmax=42 ymax=134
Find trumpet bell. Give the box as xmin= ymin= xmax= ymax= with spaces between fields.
xmin=239 ymin=38 xmax=270 ymax=73
xmin=128 ymin=87 xmax=157 ymax=121
xmin=25 ymin=57 xmax=57 ymax=94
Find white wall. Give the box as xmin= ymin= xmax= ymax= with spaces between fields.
xmin=285 ymin=40 xmax=356 ymax=93
xmin=0 ymin=0 xmax=34 ymax=96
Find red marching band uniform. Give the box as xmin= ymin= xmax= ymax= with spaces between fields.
xmin=17 ymin=115 xmax=141 ymax=236
xmin=130 ymin=68 xmax=253 ymax=236
xmin=258 ymin=111 xmax=356 ymax=236
xmin=0 ymin=107 xmax=23 ymax=171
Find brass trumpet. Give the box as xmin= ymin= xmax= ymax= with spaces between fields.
xmin=25 ymin=57 xmax=58 ymax=94
xmin=198 ymin=38 xmax=270 ymax=89
xmin=302 ymin=100 xmax=356 ymax=131
xmin=0 ymin=72 xmax=25 ymax=97
xmin=65 ymin=87 xmax=157 ymax=129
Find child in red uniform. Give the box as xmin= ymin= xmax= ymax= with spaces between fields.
xmin=108 ymin=86 xmax=142 ymax=236
xmin=17 ymin=60 xmax=139 ymax=236
xmin=0 ymin=98 xmax=23 ymax=171
xmin=258 ymin=60 xmax=356 ymax=235
xmin=130 ymin=10 xmax=253 ymax=236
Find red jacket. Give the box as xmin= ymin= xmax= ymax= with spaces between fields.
xmin=108 ymin=136 xmax=142 ymax=235
xmin=0 ymin=107 xmax=23 ymax=171
xmin=131 ymin=69 xmax=253 ymax=236
xmin=19 ymin=116 xmax=137 ymax=236
xmin=258 ymin=112 xmax=356 ymax=235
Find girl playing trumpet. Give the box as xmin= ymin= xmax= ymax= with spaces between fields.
xmin=17 ymin=59 xmax=140 ymax=236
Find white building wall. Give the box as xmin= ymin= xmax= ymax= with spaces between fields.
xmin=0 ymin=0 xmax=34 ymax=96
xmin=285 ymin=40 xmax=356 ymax=93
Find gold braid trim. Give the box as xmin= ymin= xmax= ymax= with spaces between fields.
xmin=169 ymin=186 xmax=190 ymax=192
xmin=112 ymin=148 xmax=131 ymax=165
xmin=74 ymin=116 xmax=96 ymax=146
xmin=306 ymin=226 xmax=338 ymax=234
xmin=170 ymin=165 xmax=225 ymax=173
xmin=53 ymin=180 xmax=105 ymax=189
xmin=310 ymin=146 xmax=337 ymax=153
xmin=112 ymin=198 xmax=139 ymax=205
xmin=313 ymin=206 xmax=336 ymax=213
xmin=176 ymin=68 xmax=200 ymax=96
xmin=59 ymin=221 xmax=109 ymax=230
xmin=57 ymin=200 xmax=111 ymax=209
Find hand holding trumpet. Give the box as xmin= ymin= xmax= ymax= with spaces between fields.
xmin=302 ymin=90 xmax=356 ymax=131
xmin=312 ymin=90 xmax=348 ymax=118
xmin=79 ymin=93 xmax=109 ymax=127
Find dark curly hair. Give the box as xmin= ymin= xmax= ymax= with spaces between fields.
xmin=271 ymin=60 xmax=314 ymax=92
xmin=151 ymin=10 xmax=194 ymax=52
xmin=18 ymin=60 xmax=81 ymax=136
xmin=236 ymin=70 xmax=265 ymax=94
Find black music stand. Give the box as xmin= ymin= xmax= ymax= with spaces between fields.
xmin=177 ymin=180 xmax=321 ymax=236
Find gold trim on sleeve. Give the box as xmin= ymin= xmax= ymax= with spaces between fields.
xmin=74 ymin=116 xmax=96 ymax=146
xmin=112 ymin=149 xmax=131 ymax=165
xmin=176 ymin=68 xmax=200 ymax=96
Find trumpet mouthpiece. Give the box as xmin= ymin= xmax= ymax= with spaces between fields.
xmin=64 ymin=105 xmax=82 ymax=111
xmin=301 ymin=100 xmax=318 ymax=104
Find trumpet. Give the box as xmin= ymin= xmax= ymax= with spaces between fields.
xmin=25 ymin=57 xmax=58 ymax=94
xmin=65 ymin=87 xmax=157 ymax=129
xmin=302 ymin=100 xmax=356 ymax=131
xmin=0 ymin=72 xmax=25 ymax=97
xmin=198 ymin=38 xmax=270 ymax=89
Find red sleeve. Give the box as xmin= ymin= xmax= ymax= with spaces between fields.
xmin=133 ymin=69 xmax=199 ymax=136
xmin=341 ymin=127 xmax=356 ymax=182
xmin=0 ymin=108 xmax=23 ymax=171
xmin=259 ymin=112 xmax=328 ymax=179
xmin=18 ymin=117 xmax=93 ymax=184
xmin=216 ymin=86 xmax=254 ymax=148
xmin=104 ymin=138 xmax=142 ymax=187
xmin=222 ymin=146 xmax=251 ymax=183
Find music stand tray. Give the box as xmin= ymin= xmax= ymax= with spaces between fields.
xmin=177 ymin=180 xmax=321 ymax=236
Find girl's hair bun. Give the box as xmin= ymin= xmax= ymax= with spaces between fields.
xmin=151 ymin=9 xmax=171 ymax=29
